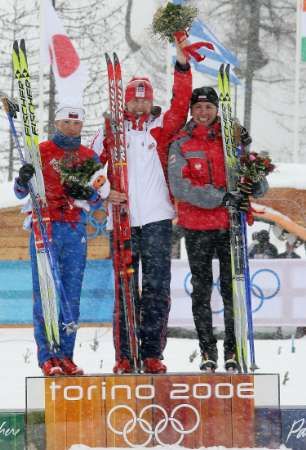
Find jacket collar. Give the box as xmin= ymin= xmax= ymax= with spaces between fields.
xmin=184 ymin=118 xmax=221 ymax=140
xmin=124 ymin=111 xmax=151 ymax=130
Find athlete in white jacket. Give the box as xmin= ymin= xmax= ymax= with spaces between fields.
xmin=91 ymin=38 xmax=192 ymax=374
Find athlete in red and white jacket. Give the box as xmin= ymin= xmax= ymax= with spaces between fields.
xmin=91 ymin=37 xmax=192 ymax=374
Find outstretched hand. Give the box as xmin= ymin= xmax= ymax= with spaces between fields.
xmin=174 ymin=33 xmax=189 ymax=65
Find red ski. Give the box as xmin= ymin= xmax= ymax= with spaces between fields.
xmin=105 ymin=52 xmax=140 ymax=372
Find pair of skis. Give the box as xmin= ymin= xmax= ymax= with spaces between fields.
xmin=3 ymin=40 xmax=76 ymax=350
xmin=104 ymin=53 xmax=140 ymax=372
xmin=218 ymin=64 xmax=256 ymax=373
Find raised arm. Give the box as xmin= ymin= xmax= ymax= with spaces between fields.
xmin=161 ymin=37 xmax=192 ymax=138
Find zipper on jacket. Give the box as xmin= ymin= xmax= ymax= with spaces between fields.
xmin=207 ymin=158 xmax=213 ymax=184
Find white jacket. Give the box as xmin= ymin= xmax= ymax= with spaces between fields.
xmin=90 ymin=116 xmax=175 ymax=228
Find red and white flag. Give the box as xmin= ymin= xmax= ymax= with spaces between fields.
xmin=42 ymin=0 xmax=87 ymax=105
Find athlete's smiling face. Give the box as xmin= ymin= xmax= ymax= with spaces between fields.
xmin=55 ymin=119 xmax=83 ymax=137
xmin=126 ymin=98 xmax=152 ymax=116
xmin=191 ymin=101 xmax=218 ymax=127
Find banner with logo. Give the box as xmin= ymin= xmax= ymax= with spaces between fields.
xmin=25 ymin=373 xmax=281 ymax=449
xmin=169 ymin=259 xmax=306 ymax=327
xmin=0 ymin=412 xmax=24 ymax=450
xmin=1 ymin=259 xmax=305 ymax=327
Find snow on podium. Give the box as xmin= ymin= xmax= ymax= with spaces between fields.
xmin=25 ymin=372 xmax=281 ymax=449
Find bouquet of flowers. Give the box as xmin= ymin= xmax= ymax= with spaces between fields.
xmin=59 ymin=159 xmax=110 ymax=210
xmin=59 ymin=158 xmax=102 ymax=188
xmin=239 ymin=151 xmax=275 ymax=183
xmin=152 ymin=2 xmax=198 ymax=43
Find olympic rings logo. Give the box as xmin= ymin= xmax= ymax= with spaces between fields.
xmin=107 ymin=403 xmax=200 ymax=447
xmin=250 ymin=269 xmax=280 ymax=312
xmin=184 ymin=268 xmax=281 ymax=314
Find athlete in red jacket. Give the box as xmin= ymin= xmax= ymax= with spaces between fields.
xmin=168 ymin=87 xmax=268 ymax=372
xmin=15 ymin=105 xmax=102 ymax=376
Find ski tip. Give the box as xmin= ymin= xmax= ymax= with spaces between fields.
xmin=20 ymin=39 xmax=27 ymax=59
xmin=105 ymin=52 xmax=111 ymax=63
xmin=225 ymin=64 xmax=231 ymax=77
xmin=113 ymin=52 xmax=119 ymax=63
xmin=13 ymin=40 xmax=19 ymax=54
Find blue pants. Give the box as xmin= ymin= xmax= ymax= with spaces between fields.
xmin=30 ymin=222 xmax=87 ymax=366
xmin=113 ymin=219 xmax=172 ymax=360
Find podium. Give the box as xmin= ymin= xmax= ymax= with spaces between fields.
xmin=26 ymin=372 xmax=280 ymax=449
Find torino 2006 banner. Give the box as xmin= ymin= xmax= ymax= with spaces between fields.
xmin=25 ymin=373 xmax=279 ymax=449
xmin=169 ymin=259 xmax=306 ymax=327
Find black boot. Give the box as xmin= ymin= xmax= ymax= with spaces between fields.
xmin=200 ymin=347 xmax=218 ymax=372
xmin=224 ymin=351 xmax=241 ymax=373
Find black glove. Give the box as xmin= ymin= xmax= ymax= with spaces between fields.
xmin=17 ymin=163 xmax=35 ymax=186
xmin=222 ymin=191 xmax=249 ymax=212
xmin=240 ymin=126 xmax=252 ymax=146
xmin=65 ymin=183 xmax=94 ymax=200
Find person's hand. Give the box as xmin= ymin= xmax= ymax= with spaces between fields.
xmin=65 ymin=183 xmax=94 ymax=200
xmin=222 ymin=191 xmax=249 ymax=212
xmin=18 ymin=163 xmax=35 ymax=185
xmin=237 ymin=179 xmax=253 ymax=195
xmin=174 ymin=33 xmax=189 ymax=65
xmin=108 ymin=189 xmax=127 ymax=205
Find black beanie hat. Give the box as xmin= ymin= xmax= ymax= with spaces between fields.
xmin=190 ymin=87 xmax=219 ymax=108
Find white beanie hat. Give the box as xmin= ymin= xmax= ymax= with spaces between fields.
xmin=55 ymin=104 xmax=85 ymax=121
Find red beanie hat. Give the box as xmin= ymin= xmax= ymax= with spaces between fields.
xmin=125 ymin=77 xmax=154 ymax=104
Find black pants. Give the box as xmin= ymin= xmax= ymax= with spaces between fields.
xmin=113 ymin=219 xmax=172 ymax=360
xmin=184 ymin=229 xmax=236 ymax=359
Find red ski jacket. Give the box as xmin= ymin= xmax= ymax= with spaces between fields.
xmin=39 ymin=141 xmax=100 ymax=222
xmin=168 ymin=119 xmax=230 ymax=231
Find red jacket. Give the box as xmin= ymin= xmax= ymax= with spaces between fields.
xmin=39 ymin=141 xmax=98 ymax=222
xmin=168 ymin=119 xmax=230 ymax=231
